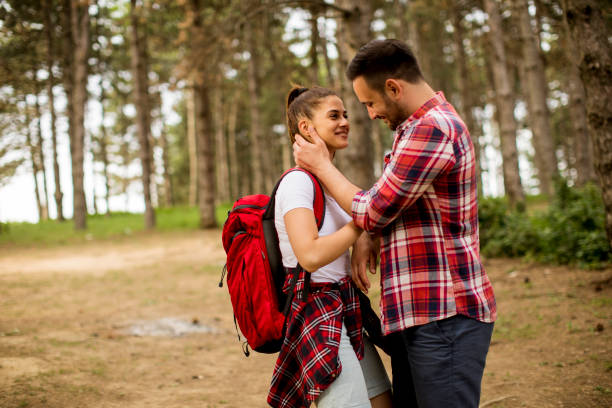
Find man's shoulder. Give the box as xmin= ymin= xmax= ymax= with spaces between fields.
xmin=418 ymin=104 xmax=466 ymax=139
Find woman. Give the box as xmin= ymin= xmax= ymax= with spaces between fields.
xmin=267 ymin=86 xmax=392 ymax=408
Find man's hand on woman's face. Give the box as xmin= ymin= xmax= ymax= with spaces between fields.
xmin=293 ymin=126 xmax=330 ymax=174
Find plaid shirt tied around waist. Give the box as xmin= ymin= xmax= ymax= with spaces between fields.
xmin=267 ymin=272 xmax=363 ymax=408
xmin=352 ymin=92 xmax=497 ymax=335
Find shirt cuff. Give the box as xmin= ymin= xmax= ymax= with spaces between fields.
xmin=351 ymin=190 xmax=369 ymax=229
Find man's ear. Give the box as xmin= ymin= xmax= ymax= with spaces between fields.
xmin=384 ymin=79 xmax=402 ymax=100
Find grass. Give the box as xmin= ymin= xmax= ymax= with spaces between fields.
xmin=0 ymin=203 xmax=233 ymax=247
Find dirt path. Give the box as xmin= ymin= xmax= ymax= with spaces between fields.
xmin=0 ymin=230 xmax=610 ymax=407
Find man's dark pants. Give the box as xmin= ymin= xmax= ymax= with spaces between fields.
xmin=389 ymin=314 xmax=494 ymax=407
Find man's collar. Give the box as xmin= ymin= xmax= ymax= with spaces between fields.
xmin=396 ymin=91 xmax=446 ymax=133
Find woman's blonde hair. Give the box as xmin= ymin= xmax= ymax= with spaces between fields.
xmin=286 ymin=85 xmax=337 ymax=143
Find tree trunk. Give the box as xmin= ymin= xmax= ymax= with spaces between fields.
xmin=213 ymin=87 xmax=229 ymax=204
xmin=335 ymin=0 xmax=375 ymax=189
xmin=25 ymin=103 xmax=44 ymax=222
xmin=484 ymin=0 xmax=525 ymax=208
xmin=70 ymin=0 xmax=89 ymax=230
xmin=129 ymin=0 xmax=156 ymax=229
xmin=450 ymin=4 xmax=484 ymax=198
xmin=193 ymin=83 xmax=217 ymax=228
xmin=563 ymin=0 xmax=612 ymax=247
xmin=186 ymin=87 xmax=198 ymax=206
xmin=562 ymin=3 xmax=595 ymax=187
xmin=309 ymin=5 xmax=320 ymax=85
xmin=44 ymin=0 xmax=64 ymax=221
xmin=245 ymin=20 xmax=267 ymax=193
xmin=34 ymin=92 xmax=50 ymax=220
xmin=159 ymin=126 xmax=173 ymax=207
xmin=372 ymin=122 xmax=383 ymax=179
xmin=98 ymin=83 xmax=111 ymax=215
xmin=185 ymin=0 xmax=217 ymax=227
xmin=513 ymin=0 xmax=557 ymax=196
xmin=227 ymin=97 xmax=239 ymax=200
xmin=318 ymin=17 xmax=336 ymax=89
xmin=392 ymin=0 xmax=408 ymax=40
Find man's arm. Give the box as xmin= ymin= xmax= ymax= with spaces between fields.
xmin=295 ymin=123 xmax=456 ymax=233
xmin=293 ymin=129 xmax=361 ymax=214
xmin=351 ymin=124 xmax=456 ymax=232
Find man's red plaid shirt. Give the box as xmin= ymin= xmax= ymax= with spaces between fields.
xmin=352 ymin=92 xmax=497 ymax=335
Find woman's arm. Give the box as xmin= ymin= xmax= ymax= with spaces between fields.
xmin=284 ymin=208 xmax=361 ymax=272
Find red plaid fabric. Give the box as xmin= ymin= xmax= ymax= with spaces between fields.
xmin=352 ymin=92 xmax=497 ymax=335
xmin=267 ymin=272 xmax=364 ymax=408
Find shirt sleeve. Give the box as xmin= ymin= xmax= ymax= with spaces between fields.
xmin=276 ymin=171 xmax=315 ymax=218
xmin=352 ymin=124 xmax=456 ymax=232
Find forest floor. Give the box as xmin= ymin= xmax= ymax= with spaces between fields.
xmin=0 ymin=229 xmax=611 ymax=408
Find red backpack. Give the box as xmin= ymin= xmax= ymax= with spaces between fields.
xmin=220 ymin=168 xmax=325 ymax=355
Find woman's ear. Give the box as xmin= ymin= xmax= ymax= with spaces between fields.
xmin=298 ymin=119 xmax=313 ymax=143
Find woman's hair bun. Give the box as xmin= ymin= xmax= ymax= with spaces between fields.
xmin=287 ymin=86 xmax=309 ymax=108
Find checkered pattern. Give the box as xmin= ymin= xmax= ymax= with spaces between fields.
xmin=352 ymin=92 xmax=497 ymax=335
xmin=267 ymin=273 xmax=363 ymax=408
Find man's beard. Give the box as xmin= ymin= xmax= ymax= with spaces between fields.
xmin=382 ymin=95 xmax=406 ymax=131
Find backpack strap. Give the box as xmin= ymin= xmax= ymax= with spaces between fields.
xmin=263 ymin=167 xmax=326 ymax=228
xmin=262 ymin=167 xmax=326 ymax=311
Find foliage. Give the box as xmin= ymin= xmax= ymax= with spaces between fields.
xmin=479 ymin=181 xmax=610 ymax=268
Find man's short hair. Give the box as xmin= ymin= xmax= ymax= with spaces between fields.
xmin=346 ymin=39 xmax=423 ymax=92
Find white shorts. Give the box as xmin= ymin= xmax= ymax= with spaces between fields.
xmin=316 ymin=324 xmax=391 ymax=408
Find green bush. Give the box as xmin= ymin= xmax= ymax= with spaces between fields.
xmin=479 ymin=182 xmax=610 ymax=268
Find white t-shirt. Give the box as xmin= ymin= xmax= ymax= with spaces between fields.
xmin=275 ymin=171 xmax=352 ymax=283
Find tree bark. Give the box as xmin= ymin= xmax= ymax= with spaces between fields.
xmin=335 ymin=0 xmax=375 ymax=189
xmin=213 ymin=87 xmax=229 ymax=204
xmin=561 ymin=3 xmax=595 ymax=187
xmin=159 ymin=125 xmax=173 ymax=207
xmin=245 ymin=19 xmax=267 ymax=193
xmin=318 ymin=17 xmax=336 ymax=89
xmin=193 ymin=83 xmax=217 ymax=228
xmin=129 ymin=0 xmax=156 ymax=229
xmin=392 ymin=0 xmax=408 ymax=41
xmin=563 ymin=0 xmax=612 ymax=247
xmin=25 ymin=102 xmax=44 ymax=222
xmin=227 ymin=97 xmax=239 ymax=200
xmin=186 ymin=87 xmax=198 ymax=206
xmin=186 ymin=0 xmax=217 ymax=227
xmin=309 ymin=5 xmax=320 ymax=85
xmin=44 ymin=0 xmax=64 ymax=221
xmin=484 ymin=0 xmax=525 ymax=207
xmin=513 ymin=0 xmax=557 ymax=196
xmin=70 ymin=0 xmax=89 ymax=230
xmin=98 ymin=83 xmax=111 ymax=215
xmin=450 ymin=3 xmax=484 ymax=198
xmin=34 ymin=93 xmax=50 ymax=220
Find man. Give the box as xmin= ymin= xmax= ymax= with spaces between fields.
xmin=293 ymin=39 xmax=497 ymax=407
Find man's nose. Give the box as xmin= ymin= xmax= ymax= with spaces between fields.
xmin=366 ymin=106 xmax=377 ymax=120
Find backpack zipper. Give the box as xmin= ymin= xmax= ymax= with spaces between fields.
xmin=230 ymin=204 xmax=266 ymax=213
